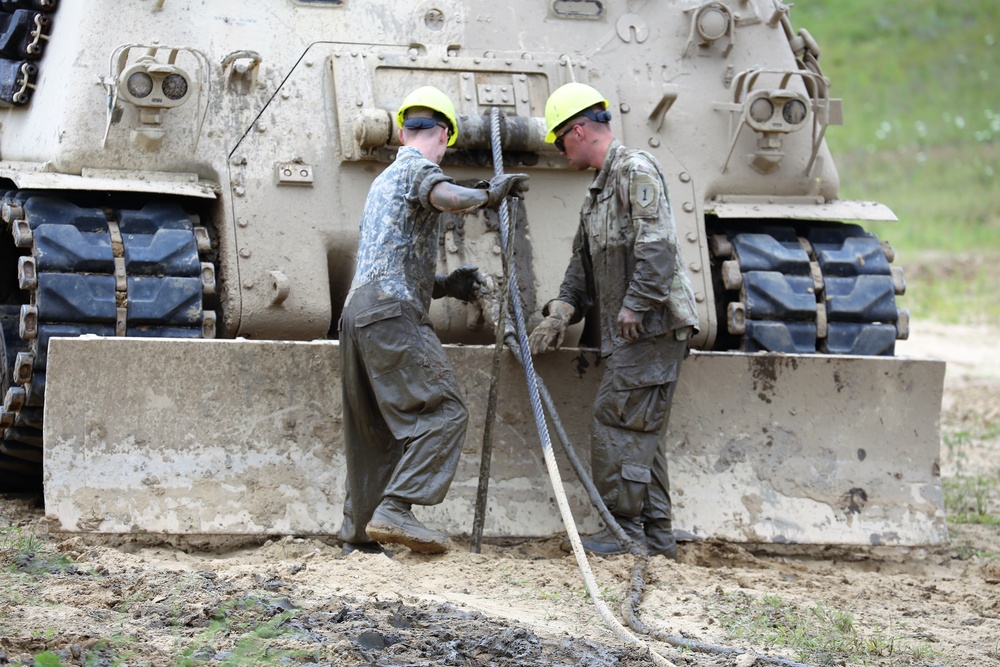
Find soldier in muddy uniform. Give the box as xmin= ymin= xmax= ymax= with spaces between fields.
xmin=529 ymin=83 xmax=698 ymax=559
xmin=338 ymin=86 xmax=527 ymax=555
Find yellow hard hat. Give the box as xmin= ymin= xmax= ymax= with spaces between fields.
xmin=544 ymin=82 xmax=610 ymax=143
xmin=396 ymin=86 xmax=459 ymax=146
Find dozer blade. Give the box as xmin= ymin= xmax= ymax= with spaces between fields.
xmin=42 ymin=337 xmax=947 ymax=545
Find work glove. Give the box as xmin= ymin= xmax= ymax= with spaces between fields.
xmin=528 ymin=299 xmax=575 ymax=355
xmin=433 ymin=265 xmax=485 ymax=302
xmin=485 ymin=173 xmax=529 ymax=209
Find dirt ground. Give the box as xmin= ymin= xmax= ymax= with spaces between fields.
xmin=0 ymin=323 xmax=998 ymax=667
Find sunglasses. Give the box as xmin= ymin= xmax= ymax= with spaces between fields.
xmin=554 ymin=123 xmax=583 ymax=152
xmin=403 ymin=116 xmax=450 ymax=134
xmin=553 ymin=108 xmax=612 ymax=152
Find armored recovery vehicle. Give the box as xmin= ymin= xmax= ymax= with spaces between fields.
xmin=0 ymin=0 xmax=946 ymax=545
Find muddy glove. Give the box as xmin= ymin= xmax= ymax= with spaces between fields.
xmin=485 ymin=173 xmax=529 ymax=209
xmin=528 ymin=299 xmax=575 ymax=355
xmin=433 ymin=265 xmax=485 ymax=302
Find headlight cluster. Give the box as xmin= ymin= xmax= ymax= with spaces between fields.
xmin=118 ymin=59 xmax=192 ymax=108
xmin=744 ymin=90 xmax=810 ymax=133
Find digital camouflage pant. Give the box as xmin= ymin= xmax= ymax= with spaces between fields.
xmin=338 ymin=284 xmax=469 ymax=545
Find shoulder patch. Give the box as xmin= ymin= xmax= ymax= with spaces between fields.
xmin=630 ymin=172 xmax=660 ymax=210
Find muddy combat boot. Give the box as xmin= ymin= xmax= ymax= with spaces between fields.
xmin=342 ymin=540 xmax=393 ymax=557
xmin=365 ymin=498 xmax=449 ymax=554
xmin=574 ymin=515 xmax=647 ymax=556
xmin=644 ymin=518 xmax=678 ymax=560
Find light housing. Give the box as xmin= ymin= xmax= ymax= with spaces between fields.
xmin=117 ymin=58 xmax=193 ymax=109
xmin=744 ymin=89 xmax=810 ymax=133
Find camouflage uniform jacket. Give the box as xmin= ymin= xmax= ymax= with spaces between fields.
xmin=345 ymin=146 xmax=454 ymax=313
xmin=555 ymin=140 xmax=699 ymax=356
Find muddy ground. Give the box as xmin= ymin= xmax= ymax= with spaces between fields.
xmin=0 ymin=323 xmax=998 ymax=667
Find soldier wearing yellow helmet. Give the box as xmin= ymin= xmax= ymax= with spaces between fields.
xmin=338 ymin=86 xmax=527 ymax=556
xmin=396 ymin=85 xmax=460 ymax=147
xmin=531 ymin=82 xmax=699 ymax=560
xmin=543 ymin=81 xmax=611 ymax=145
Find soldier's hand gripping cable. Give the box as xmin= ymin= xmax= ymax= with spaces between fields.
xmin=428 ymin=172 xmax=529 ymax=214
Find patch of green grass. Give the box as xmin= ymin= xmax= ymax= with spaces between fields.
xmin=26 ymin=637 xmax=142 ymax=667
xmin=712 ymin=590 xmax=940 ymax=666
xmin=0 ymin=526 xmax=79 ymax=576
xmin=942 ymin=417 xmax=1000 ymax=469
xmin=896 ymin=257 xmax=1000 ymax=324
xmin=88 ymin=635 xmax=142 ymax=667
xmin=0 ymin=525 xmax=45 ymax=555
xmin=791 ymin=1 xmax=1000 ymax=325
xmin=944 ymin=473 xmax=1000 ymax=525
xmin=838 ymin=144 xmax=1000 ymax=257
xmin=952 ymin=542 xmax=999 ymax=561
xmin=795 ymin=1 xmax=1000 ymax=154
xmin=577 ymin=584 xmax=622 ymax=603
xmin=942 ymin=416 xmax=1000 ymax=525
xmin=174 ymin=596 xmax=313 ymax=667
xmin=31 ymin=652 xmax=66 ymax=667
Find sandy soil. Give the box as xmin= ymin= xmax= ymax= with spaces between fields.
xmin=0 ymin=322 xmax=997 ymax=667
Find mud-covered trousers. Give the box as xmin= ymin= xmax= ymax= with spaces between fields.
xmin=591 ymin=332 xmax=687 ymax=527
xmin=338 ymin=284 xmax=469 ymax=545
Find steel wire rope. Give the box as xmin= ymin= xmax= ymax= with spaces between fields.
xmin=484 ymin=107 xmax=819 ymax=667
xmin=486 ymin=107 xmax=677 ymax=667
